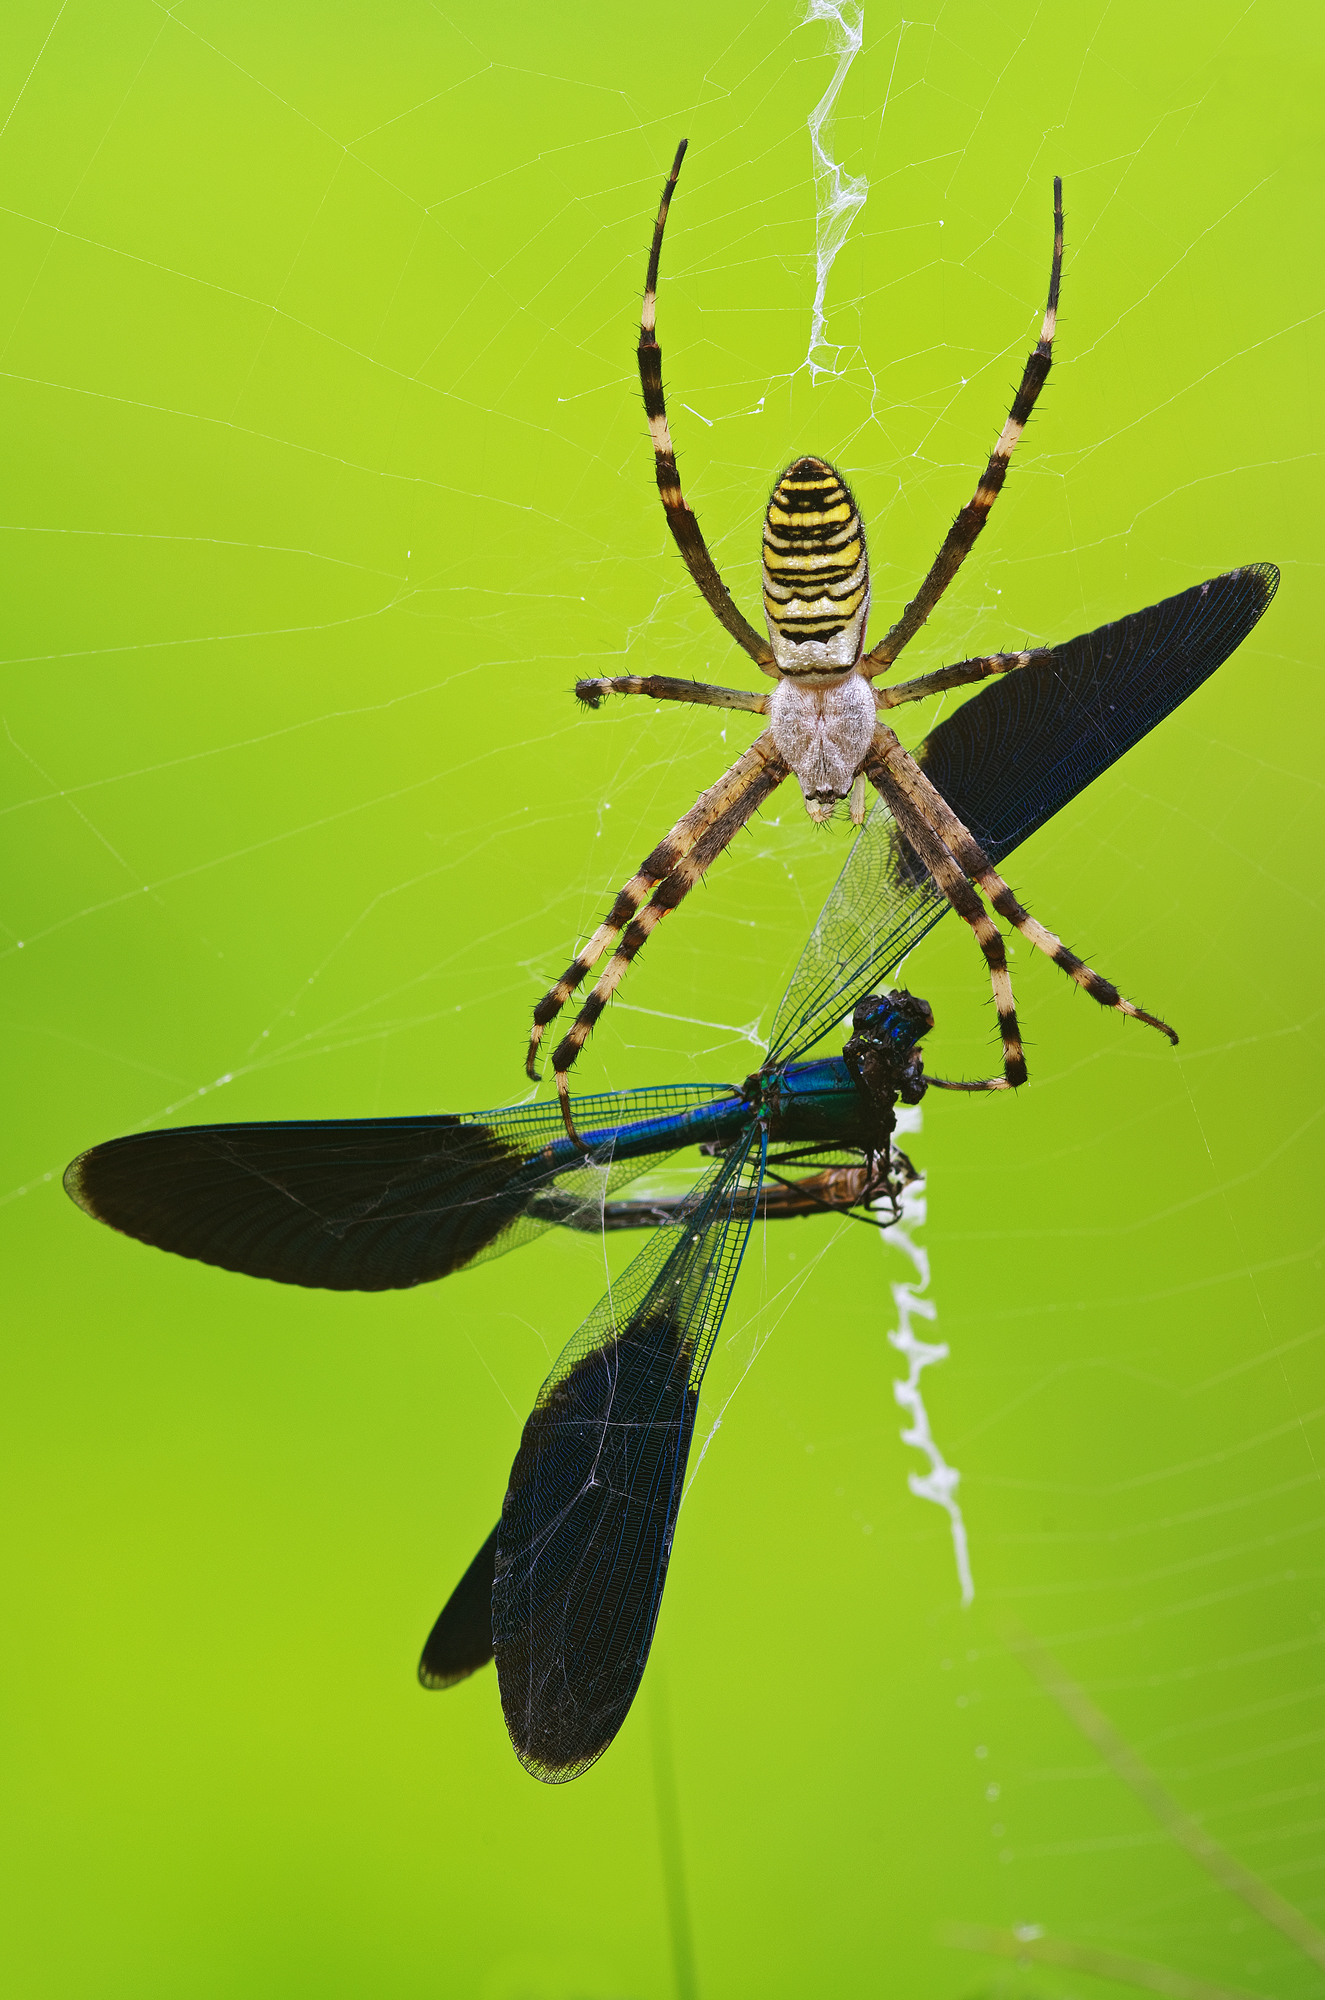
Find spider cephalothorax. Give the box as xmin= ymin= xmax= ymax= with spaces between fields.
xmin=531 ymin=140 xmax=1182 ymax=1127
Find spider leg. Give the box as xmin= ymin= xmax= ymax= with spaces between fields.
xmin=527 ymin=732 xmax=787 ymax=1081
xmin=640 ymin=141 xmax=777 ymax=674
xmin=864 ymin=755 xmax=1023 ymax=1089
xmin=555 ymin=1070 xmax=590 ymax=1149
xmin=860 ymin=178 xmax=1063 ymax=677
xmin=875 ymin=648 xmax=1047 ymax=711
xmin=575 ymin=675 xmax=769 ymax=714
xmin=874 ymin=725 xmax=1179 ymax=1047
xmin=925 ymin=1073 xmax=1018 ymax=1093
xmin=549 ymin=747 xmax=789 ymax=1099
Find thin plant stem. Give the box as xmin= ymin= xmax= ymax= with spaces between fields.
xmin=1009 ymin=1623 xmax=1325 ymax=1972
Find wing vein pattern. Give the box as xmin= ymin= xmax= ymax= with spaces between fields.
xmin=492 ymin=1128 xmax=767 ymax=1782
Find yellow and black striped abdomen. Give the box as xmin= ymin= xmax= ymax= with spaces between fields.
xmin=762 ymin=456 xmax=870 ymax=675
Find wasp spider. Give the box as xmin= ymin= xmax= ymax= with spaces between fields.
xmin=529 ymin=142 xmax=1176 ymax=1117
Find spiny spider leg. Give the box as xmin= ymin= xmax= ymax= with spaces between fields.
xmin=573 ymin=653 xmax=1040 ymax=718
xmin=926 ymin=1073 xmax=1019 ymax=1094
xmin=527 ymin=733 xmax=785 ymax=1080
xmin=550 ymin=743 xmax=788 ymax=1131
xmin=874 ymin=725 xmax=1178 ymax=1046
xmin=575 ymin=674 xmax=769 ymax=714
xmin=860 ymin=177 xmax=1063 ymax=678
xmin=867 ymin=762 xmax=1022 ymax=1088
xmin=875 ymin=648 xmax=1047 ymax=711
xmin=640 ymin=140 xmax=776 ymax=672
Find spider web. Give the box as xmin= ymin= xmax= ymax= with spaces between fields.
xmin=1 ymin=4 xmax=1319 ymax=1998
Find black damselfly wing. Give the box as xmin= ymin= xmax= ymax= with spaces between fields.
xmin=767 ymin=563 xmax=1278 ymax=1062
xmin=490 ymin=1128 xmax=766 ymax=1782
xmin=63 ymin=1085 xmax=730 ymax=1291
xmin=916 ymin=563 xmax=1279 ymax=859
xmin=419 ymin=1523 xmax=501 ymax=1688
xmin=66 ymin=1115 xmax=529 ymax=1291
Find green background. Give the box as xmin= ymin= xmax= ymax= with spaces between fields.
xmin=3 ymin=2 xmax=1321 ymax=1995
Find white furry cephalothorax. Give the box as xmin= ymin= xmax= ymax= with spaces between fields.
xmin=768 ymin=672 xmax=876 ymax=815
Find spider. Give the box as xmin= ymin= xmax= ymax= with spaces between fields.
xmin=528 ymin=140 xmax=1177 ymax=1123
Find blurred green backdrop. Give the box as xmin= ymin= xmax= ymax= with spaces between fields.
xmin=2 ymin=3 xmax=1321 ymax=1996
